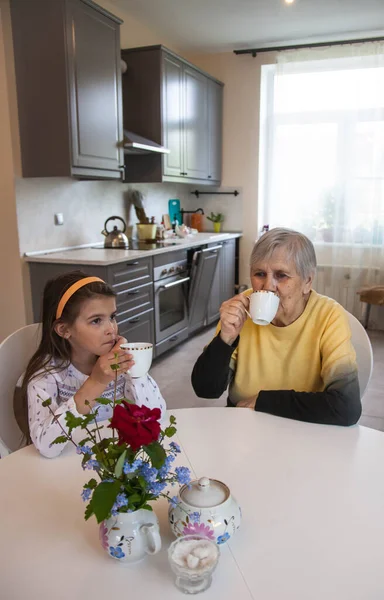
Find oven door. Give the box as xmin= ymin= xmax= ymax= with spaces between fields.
xmin=154 ymin=274 xmax=190 ymax=343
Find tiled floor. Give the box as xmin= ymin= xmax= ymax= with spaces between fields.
xmin=152 ymin=326 xmax=384 ymax=431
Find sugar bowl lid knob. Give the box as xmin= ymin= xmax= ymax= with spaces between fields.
xmin=198 ymin=477 xmax=210 ymax=490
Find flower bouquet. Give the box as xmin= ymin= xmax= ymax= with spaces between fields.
xmin=42 ymin=373 xmax=191 ymax=562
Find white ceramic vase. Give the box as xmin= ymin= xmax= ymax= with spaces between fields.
xmin=99 ymin=509 xmax=161 ymax=563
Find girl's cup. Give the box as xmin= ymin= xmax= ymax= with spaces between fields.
xmin=249 ymin=291 xmax=279 ymax=326
xmin=120 ymin=342 xmax=153 ymax=377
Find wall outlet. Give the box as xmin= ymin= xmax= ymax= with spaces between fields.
xmin=54 ymin=213 xmax=64 ymax=226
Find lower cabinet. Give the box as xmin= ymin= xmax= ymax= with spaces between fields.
xmin=117 ymin=308 xmax=155 ymax=346
xmin=207 ymin=239 xmax=236 ymax=325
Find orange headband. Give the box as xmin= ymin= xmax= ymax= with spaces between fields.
xmin=56 ymin=277 xmax=105 ymax=319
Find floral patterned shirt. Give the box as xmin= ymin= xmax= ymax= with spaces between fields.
xmin=28 ymin=360 xmax=166 ymax=458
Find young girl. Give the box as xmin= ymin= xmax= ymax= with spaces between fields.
xmin=23 ymin=271 xmax=166 ymax=458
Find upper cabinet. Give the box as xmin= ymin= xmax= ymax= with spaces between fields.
xmin=11 ymin=0 xmax=124 ymax=180
xmin=122 ymin=46 xmax=224 ymax=185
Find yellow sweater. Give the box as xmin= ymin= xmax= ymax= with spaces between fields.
xmin=192 ymin=289 xmax=361 ymax=426
xmin=228 ymin=289 xmax=358 ymax=404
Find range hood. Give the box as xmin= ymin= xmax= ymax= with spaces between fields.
xmin=123 ymin=130 xmax=170 ymax=155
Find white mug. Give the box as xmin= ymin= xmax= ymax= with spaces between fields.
xmin=120 ymin=342 xmax=153 ymax=378
xmin=248 ymin=291 xmax=279 ymax=326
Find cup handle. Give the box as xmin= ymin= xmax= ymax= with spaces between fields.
xmin=141 ymin=523 xmax=162 ymax=555
xmin=244 ymin=308 xmax=252 ymax=319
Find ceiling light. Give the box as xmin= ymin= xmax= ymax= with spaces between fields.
xmin=285 ymin=0 xmax=295 ymax=4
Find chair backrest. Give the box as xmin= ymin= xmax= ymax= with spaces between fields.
xmin=0 ymin=323 xmax=41 ymax=456
xmin=345 ymin=311 xmax=373 ymax=399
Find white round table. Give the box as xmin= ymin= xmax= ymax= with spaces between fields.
xmin=1 ymin=408 xmax=384 ymax=599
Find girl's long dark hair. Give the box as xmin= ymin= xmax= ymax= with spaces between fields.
xmin=21 ymin=271 xmax=115 ymax=442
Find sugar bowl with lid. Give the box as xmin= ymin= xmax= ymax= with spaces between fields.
xmin=168 ymin=476 xmax=241 ymax=545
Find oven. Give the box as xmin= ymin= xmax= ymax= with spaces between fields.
xmin=153 ymin=258 xmax=190 ymax=349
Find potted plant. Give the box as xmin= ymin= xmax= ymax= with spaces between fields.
xmin=42 ymin=354 xmax=190 ymax=563
xmin=206 ymin=212 xmax=225 ymax=234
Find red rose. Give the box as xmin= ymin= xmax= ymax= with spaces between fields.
xmin=109 ymin=402 xmax=161 ymax=450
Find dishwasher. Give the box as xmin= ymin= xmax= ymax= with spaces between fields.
xmin=188 ymin=244 xmax=222 ymax=334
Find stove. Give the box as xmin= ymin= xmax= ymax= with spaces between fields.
xmin=93 ymin=241 xmax=179 ymax=251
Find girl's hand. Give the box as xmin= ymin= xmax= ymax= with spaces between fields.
xmin=90 ymin=336 xmax=135 ymax=386
xmin=219 ymin=294 xmax=249 ymax=346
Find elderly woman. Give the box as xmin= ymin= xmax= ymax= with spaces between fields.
xmin=191 ymin=228 xmax=361 ymax=426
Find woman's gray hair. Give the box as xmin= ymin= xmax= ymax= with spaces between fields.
xmin=250 ymin=228 xmax=317 ymax=280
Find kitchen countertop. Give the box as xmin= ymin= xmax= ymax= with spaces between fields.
xmin=24 ymin=232 xmax=242 ymax=266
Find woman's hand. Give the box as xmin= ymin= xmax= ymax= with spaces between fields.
xmin=219 ymin=294 xmax=249 ymax=346
xmin=236 ymin=397 xmax=257 ymax=409
xmin=90 ymin=336 xmax=135 ymax=386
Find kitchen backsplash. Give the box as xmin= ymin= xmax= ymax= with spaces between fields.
xmin=16 ymin=178 xmax=243 ymax=254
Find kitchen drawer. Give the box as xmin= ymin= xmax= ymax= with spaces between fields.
xmin=153 ymin=249 xmax=187 ymax=267
xmin=107 ymin=257 xmax=153 ymax=292
xmin=117 ymin=308 xmax=155 ymax=346
xmin=115 ymin=282 xmax=153 ymax=318
xmin=155 ymin=326 xmax=188 ymax=357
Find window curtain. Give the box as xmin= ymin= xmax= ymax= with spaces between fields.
xmin=261 ymin=42 xmax=384 ymax=327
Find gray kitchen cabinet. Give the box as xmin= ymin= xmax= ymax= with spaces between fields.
xmin=121 ymin=45 xmax=223 ymax=185
xmin=11 ymin=0 xmax=124 ymax=180
xmin=162 ymin=55 xmax=184 ymax=178
xmin=28 ymin=258 xmax=154 ymax=347
xmin=208 ymin=79 xmax=223 ymax=182
xmin=183 ymin=67 xmax=209 ymax=180
xmin=207 ymin=239 xmax=236 ymax=325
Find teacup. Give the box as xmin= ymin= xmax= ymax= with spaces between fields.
xmin=248 ymin=291 xmax=279 ymax=326
xmin=120 ymin=342 xmax=153 ymax=378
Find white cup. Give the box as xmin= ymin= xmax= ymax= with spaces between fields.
xmin=120 ymin=342 xmax=153 ymax=378
xmin=249 ymin=291 xmax=279 ymax=326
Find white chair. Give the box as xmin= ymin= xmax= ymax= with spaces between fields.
xmin=0 ymin=323 xmax=41 ymax=457
xmin=346 ymin=311 xmax=373 ymax=399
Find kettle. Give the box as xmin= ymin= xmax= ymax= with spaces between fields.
xmin=102 ymin=216 xmax=129 ymax=249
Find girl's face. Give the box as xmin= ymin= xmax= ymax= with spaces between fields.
xmin=62 ymin=296 xmax=118 ymax=357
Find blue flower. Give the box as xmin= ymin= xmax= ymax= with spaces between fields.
xmin=102 ymin=478 xmax=115 ymax=483
xmin=175 ymin=466 xmax=191 ymax=485
xmin=148 ymin=481 xmax=167 ymax=496
xmin=123 ymin=459 xmax=142 ymax=474
xmin=109 ymin=546 xmax=125 ymax=559
xmin=169 ymin=442 xmax=181 ymax=454
xmin=168 ymin=495 xmax=179 ymax=508
xmin=111 ymin=492 xmax=129 ymax=515
xmin=158 ymin=455 xmax=174 ymax=479
xmin=189 ymin=511 xmax=200 ymax=523
xmin=81 ymin=488 xmax=92 ymax=502
xmin=76 ymin=445 xmax=92 ymax=455
xmin=139 ymin=462 xmax=158 ymax=483
xmin=217 ymin=532 xmax=230 ymax=544
xmin=83 ymin=459 xmax=100 ymax=471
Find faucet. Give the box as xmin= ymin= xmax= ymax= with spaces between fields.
xmin=180 ymin=208 xmax=204 ymax=223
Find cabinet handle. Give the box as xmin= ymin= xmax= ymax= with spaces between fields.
xmin=126 ymin=261 xmax=139 ymax=266
xmin=128 ymin=317 xmax=140 ymax=323
xmin=127 ymin=290 xmax=140 ymax=295
xmin=169 ymin=335 xmax=178 ymax=342
xmin=208 ymin=175 xmax=212 ymax=179
xmin=180 ymin=172 xmax=187 ymax=176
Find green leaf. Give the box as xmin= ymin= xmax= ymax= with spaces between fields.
xmin=84 ymin=478 xmax=98 ymax=490
xmin=120 ymin=397 xmax=135 ymax=404
xmin=110 ymin=363 xmax=119 ymax=371
xmin=141 ymin=504 xmax=153 ymax=511
xmin=94 ymin=397 xmax=112 ymax=406
xmin=143 ymin=441 xmax=166 ymax=469
xmin=78 ymin=437 xmax=92 ymax=446
xmin=91 ymin=481 xmax=121 ymax=524
xmin=169 ymin=415 xmax=176 ymax=425
xmin=41 ymin=398 xmax=52 ymax=407
xmin=114 ymin=449 xmax=127 ymax=478
xmin=127 ymin=493 xmax=141 ymax=504
xmin=65 ymin=412 xmax=84 ymax=432
xmin=164 ymin=426 xmax=177 ymax=438
xmin=51 ymin=435 xmax=69 ymax=445
xmin=84 ymin=502 xmax=94 ymax=521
